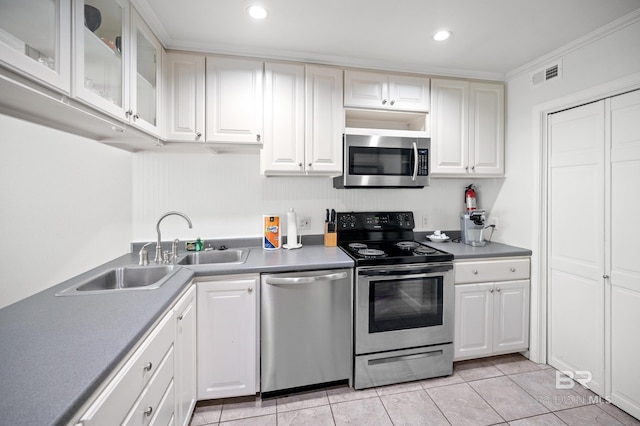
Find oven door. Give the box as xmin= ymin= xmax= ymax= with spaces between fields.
xmin=355 ymin=263 xmax=454 ymax=355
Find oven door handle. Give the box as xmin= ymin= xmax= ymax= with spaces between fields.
xmin=359 ymin=265 xmax=452 ymax=277
xmin=264 ymin=272 xmax=348 ymax=285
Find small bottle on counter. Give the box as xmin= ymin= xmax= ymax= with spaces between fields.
xmin=195 ymin=237 xmax=203 ymax=252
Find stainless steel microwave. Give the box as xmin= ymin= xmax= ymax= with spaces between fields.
xmin=333 ymin=132 xmax=430 ymax=188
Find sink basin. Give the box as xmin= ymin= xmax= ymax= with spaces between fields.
xmin=177 ymin=249 xmax=249 ymax=265
xmin=56 ymin=265 xmax=179 ymax=296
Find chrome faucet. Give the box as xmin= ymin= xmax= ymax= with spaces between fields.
xmin=155 ymin=211 xmax=193 ymax=263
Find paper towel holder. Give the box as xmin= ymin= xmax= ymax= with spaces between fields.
xmin=283 ymin=207 xmax=303 ymax=250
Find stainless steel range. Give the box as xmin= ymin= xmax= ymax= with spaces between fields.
xmin=337 ymin=212 xmax=455 ymax=389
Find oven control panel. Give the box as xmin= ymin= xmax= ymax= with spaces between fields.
xmin=337 ymin=212 xmax=414 ymax=231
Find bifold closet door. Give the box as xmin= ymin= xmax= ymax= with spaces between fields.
xmin=609 ymin=89 xmax=640 ymax=419
xmin=547 ymin=101 xmax=605 ymax=396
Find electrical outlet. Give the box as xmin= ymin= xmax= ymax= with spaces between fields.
xmin=490 ymin=217 xmax=499 ymax=230
xmin=422 ymin=216 xmax=429 ymax=228
xmin=298 ymin=216 xmax=311 ymax=230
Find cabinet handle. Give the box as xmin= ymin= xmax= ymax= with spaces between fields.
xmin=133 ymin=113 xmax=140 ymax=121
xmin=510 ymin=267 xmax=516 ymax=272
xmin=125 ymin=110 xmax=133 ymax=117
xmin=144 ymin=407 xmax=153 ymax=416
xmin=496 ymin=287 xmax=501 ymax=292
xmin=390 ymin=100 xmax=395 ymax=106
xmin=256 ymin=134 xmax=261 ymax=142
xmin=308 ymin=163 xmax=312 ymax=168
xmin=177 ymin=314 xmax=184 ymax=321
xmin=248 ymin=287 xmax=253 ymax=293
xmin=298 ymin=163 xmax=303 ymax=168
xmin=603 ymin=275 xmax=610 ymax=279
xmin=465 ymin=166 xmax=469 ymax=171
xmin=490 ymin=288 xmax=494 ymax=293
xmin=471 ymin=165 xmax=475 ymax=170
xmin=195 ymin=132 xmax=202 ymax=140
xmin=382 ymin=99 xmax=388 ymax=105
xmin=472 ymin=270 xmax=478 ymax=275
xmin=143 ymin=362 xmax=152 ymax=371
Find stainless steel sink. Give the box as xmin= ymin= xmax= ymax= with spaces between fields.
xmin=177 ymin=249 xmax=250 ymax=265
xmin=56 ymin=265 xmax=179 ymax=296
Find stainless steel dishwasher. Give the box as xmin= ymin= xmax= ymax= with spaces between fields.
xmin=261 ymin=268 xmax=352 ymax=393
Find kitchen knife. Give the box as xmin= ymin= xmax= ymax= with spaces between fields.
xmin=329 ymin=209 xmax=336 ymax=232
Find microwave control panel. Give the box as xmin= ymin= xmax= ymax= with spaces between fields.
xmin=417 ymin=149 xmax=429 ymax=176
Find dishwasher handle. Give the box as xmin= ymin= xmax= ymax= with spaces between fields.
xmin=264 ymin=271 xmax=348 ymax=285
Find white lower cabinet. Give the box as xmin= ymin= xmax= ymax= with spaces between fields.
xmin=174 ymin=285 xmax=197 ymax=426
xmin=77 ymin=309 xmax=175 ymax=425
xmin=197 ymin=274 xmax=259 ymax=400
xmin=454 ymin=258 xmax=530 ymax=361
xmin=76 ymin=283 xmax=196 ymax=426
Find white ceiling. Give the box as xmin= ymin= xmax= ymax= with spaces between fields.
xmin=138 ymin=0 xmax=640 ymax=80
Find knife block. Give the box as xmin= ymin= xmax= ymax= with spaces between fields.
xmin=324 ymin=223 xmax=337 ymax=247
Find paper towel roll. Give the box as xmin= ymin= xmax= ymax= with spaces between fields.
xmin=287 ymin=208 xmax=298 ymax=247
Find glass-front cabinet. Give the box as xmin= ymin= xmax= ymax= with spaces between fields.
xmin=74 ymin=0 xmax=128 ymax=119
xmin=0 ymin=0 xmax=71 ymax=92
xmin=74 ymin=0 xmax=162 ymax=136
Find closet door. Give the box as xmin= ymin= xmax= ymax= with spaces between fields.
xmin=609 ymin=89 xmax=640 ymax=419
xmin=547 ymin=101 xmax=605 ymax=396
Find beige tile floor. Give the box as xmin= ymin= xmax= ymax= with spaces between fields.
xmin=190 ymin=354 xmax=640 ymax=426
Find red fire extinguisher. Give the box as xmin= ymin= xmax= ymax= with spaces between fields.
xmin=465 ymin=184 xmax=477 ymax=212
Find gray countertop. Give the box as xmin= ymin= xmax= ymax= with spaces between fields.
xmin=0 ymin=240 xmax=529 ymax=425
xmin=0 ymin=245 xmax=353 ymax=426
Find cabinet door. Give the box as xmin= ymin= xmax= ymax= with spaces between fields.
xmin=454 ymin=283 xmax=494 ymax=361
xmin=344 ymin=70 xmax=388 ymax=109
xmin=0 ymin=0 xmax=71 ymax=92
xmin=305 ymin=64 xmax=344 ymax=174
xmin=493 ymin=280 xmax=529 ymax=354
xmin=174 ymin=285 xmax=196 ymax=426
xmin=388 ymin=75 xmax=430 ymax=112
xmin=206 ymin=56 xmax=263 ymax=145
xmin=609 ymin=89 xmax=640 ymax=419
xmin=129 ymin=9 xmax=162 ymax=137
xmin=430 ymin=79 xmax=469 ymax=175
xmin=74 ymin=0 xmax=129 ymax=121
xmin=469 ymin=82 xmax=504 ymax=176
xmin=165 ymin=52 xmax=205 ymax=142
xmin=261 ymin=62 xmax=305 ymax=174
xmin=197 ymin=275 xmax=258 ymax=400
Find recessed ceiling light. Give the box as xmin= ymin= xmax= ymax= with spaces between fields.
xmin=247 ymin=5 xmax=268 ymax=20
xmin=433 ymin=30 xmax=452 ymax=41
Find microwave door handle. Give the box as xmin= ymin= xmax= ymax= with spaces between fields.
xmin=411 ymin=142 xmax=418 ymax=181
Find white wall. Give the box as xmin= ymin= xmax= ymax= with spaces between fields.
xmin=497 ymin=15 xmax=640 ymax=362
xmin=132 ymin=151 xmax=504 ymax=243
xmin=0 ymin=114 xmax=133 ymax=309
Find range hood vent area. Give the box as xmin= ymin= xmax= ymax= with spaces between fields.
xmin=531 ymin=60 xmax=562 ymax=86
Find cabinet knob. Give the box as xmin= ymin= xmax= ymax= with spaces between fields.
xmin=496 ymin=287 xmax=501 ymax=292
xmin=603 ymin=275 xmax=610 ymax=279
xmin=471 ymin=165 xmax=475 ymax=170
xmin=308 ymin=163 xmax=312 ymax=168
xmin=510 ymin=267 xmax=516 ymax=272
xmin=256 ymin=134 xmax=261 ymax=142
xmin=133 ymin=113 xmax=140 ymax=120
xmin=177 ymin=314 xmax=184 ymax=321
xmin=390 ymin=100 xmax=395 ymax=106
xmin=465 ymin=166 xmax=469 ymax=171
xmin=473 ymin=270 xmax=478 ymax=275
xmin=195 ymin=132 xmax=202 ymax=140
xmin=143 ymin=362 xmax=152 ymax=371
xmin=382 ymin=99 xmax=388 ymax=105
xmin=490 ymin=288 xmax=494 ymax=293
xmin=298 ymin=163 xmax=303 ymax=168
xmin=144 ymin=407 xmax=153 ymax=416
xmin=248 ymin=287 xmax=253 ymax=293
xmin=125 ymin=110 xmax=133 ymax=117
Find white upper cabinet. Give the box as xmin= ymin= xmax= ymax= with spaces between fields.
xmin=74 ymin=0 xmax=163 ymax=137
xmin=74 ymin=0 xmax=129 ymax=121
xmin=261 ymin=63 xmax=343 ymax=175
xmin=165 ymin=51 xmax=205 ymax=142
xmin=206 ymin=56 xmax=263 ymax=146
xmin=430 ymin=79 xmax=504 ymax=177
xmin=129 ymin=9 xmax=162 ymax=136
xmin=0 ymin=0 xmax=71 ymax=93
xmin=344 ymin=70 xmax=429 ymax=112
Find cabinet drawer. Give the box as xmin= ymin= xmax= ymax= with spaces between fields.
xmin=79 ymin=311 xmax=175 ymax=425
xmin=123 ymin=346 xmax=175 ymax=426
xmin=455 ymin=258 xmax=530 ymax=284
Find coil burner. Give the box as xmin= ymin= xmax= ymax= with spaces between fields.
xmin=357 ymin=248 xmax=387 ymax=258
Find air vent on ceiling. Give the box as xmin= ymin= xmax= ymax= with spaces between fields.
xmin=531 ymin=61 xmax=562 ymax=86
